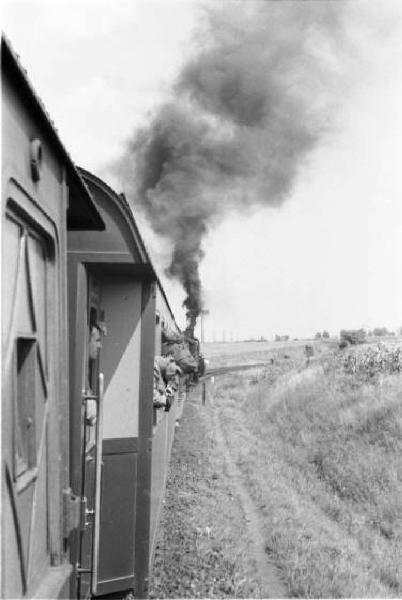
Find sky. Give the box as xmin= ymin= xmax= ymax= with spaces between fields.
xmin=3 ymin=0 xmax=402 ymax=341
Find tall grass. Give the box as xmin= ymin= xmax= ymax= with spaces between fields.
xmin=214 ymin=350 xmax=402 ymax=597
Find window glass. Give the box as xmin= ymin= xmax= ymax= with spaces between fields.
xmin=28 ymin=234 xmax=48 ymax=372
xmin=2 ymin=216 xmax=21 ymax=346
xmin=15 ymin=338 xmax=36 ymax=476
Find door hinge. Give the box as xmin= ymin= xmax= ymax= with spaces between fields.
xmin=63 ymin=487 xmax=80 ymax=538
xmin=82 ymin=389 xmax=98 ymax=402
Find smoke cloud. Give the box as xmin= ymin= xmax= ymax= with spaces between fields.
xmin=120 ymin=1 xmax=352 ymax=330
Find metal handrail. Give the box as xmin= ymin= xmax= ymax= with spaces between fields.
xmin=91 ymin=373 xmax=104 ymax=596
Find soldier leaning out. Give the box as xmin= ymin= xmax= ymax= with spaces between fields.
xmin=153 ymin=355 xmax=182 ymax=412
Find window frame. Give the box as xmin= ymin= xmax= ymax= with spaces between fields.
xmin=14 ymin=336 xmax=38 ymax=481
xmin=4 ymin=206 xmax=53 ymax=491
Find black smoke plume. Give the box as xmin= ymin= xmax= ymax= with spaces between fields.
xmin=120 ymin=1 xmax=350 ymax=329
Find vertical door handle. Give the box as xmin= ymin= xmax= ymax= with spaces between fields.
xmin=91 ymin=372 xmax=104 ymax=596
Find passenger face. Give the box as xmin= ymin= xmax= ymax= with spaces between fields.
xmin=89 ymin=326 xmax=102 ymax=360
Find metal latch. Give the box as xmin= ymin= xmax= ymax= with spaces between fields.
xmin=62 ymin=488 xmax=80 ymax=538
xmin=76 ymin=564 xmax=92 ymax=578
xmin=80 ymin=496 xmax=88 ymax=532
xmin=85 ymin=508 xmax=95 ymax=528
xmin=79 ymin=496 xmax=96 ymax=530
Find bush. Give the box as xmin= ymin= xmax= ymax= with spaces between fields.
xmin=340 ymin=328 xmax=366 ymax=345
xmin=341 ymin=344 xmax=402 ymax=381
xmin=373 ymin=327 xmax=389 ymax=337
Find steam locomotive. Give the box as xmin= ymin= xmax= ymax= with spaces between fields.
xmin=1 ymin=35 xmax=203 ymax=599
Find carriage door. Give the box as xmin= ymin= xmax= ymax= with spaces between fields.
xmin=2 ymin=207 xmax=60 ymax=598
xmin=77 ymin=275 xmax=105 ymax=599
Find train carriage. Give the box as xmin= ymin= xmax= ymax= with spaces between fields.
xmin=68 ymin=169 xmax=155 ymax=598
xmin=2 ymin=35 xmax=192 ymax=600
xmin=150 ymin=279 xmax=185 ymax=572
xmin=1 ymin=37 xmax=104 ymax=599
xmin=72 ymin=170 xmax=185 ymax=598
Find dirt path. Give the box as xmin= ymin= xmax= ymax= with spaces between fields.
xmin=208 ymin=400 xmax=288 ymax=598
xmin=149 ymin=387 xmax=290 ymax=598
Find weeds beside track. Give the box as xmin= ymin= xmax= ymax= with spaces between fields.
xmin=215 ymin=344 xmax=402 ymax=597
xmin=151 ymin=341 xmax=402 ymax=598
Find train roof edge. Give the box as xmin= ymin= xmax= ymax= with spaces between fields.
xmin=1 ymin=34 xmax=105 ymax=232
xmin=77 ymin=167 xmax=183 ymax=333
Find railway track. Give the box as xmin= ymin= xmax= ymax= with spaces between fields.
xmin=203 ymin=362 xmax=267 ymax=378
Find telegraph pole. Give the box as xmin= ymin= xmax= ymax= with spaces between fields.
xmin=200 ymin=309 xmax=210 ymax=344
xmin=200 ymin=309 xmax=209 ymax=406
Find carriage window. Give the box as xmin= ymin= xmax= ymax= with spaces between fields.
xmin=5 ymin=207 xmax=52 ymax=483
xmin=28 ymin=233 xmax=48 ymax=374
xmin=15 ymin=338 xmax=37 ymax=477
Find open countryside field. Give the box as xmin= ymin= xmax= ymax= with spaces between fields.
xmin=151 ymin=338 xmax=402 ymax=598
xmin=201 ymin=339 xmax=314 ymax=368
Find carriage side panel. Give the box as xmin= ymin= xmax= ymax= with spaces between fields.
xmin=2 ymin=70 xmax=71 ymax=599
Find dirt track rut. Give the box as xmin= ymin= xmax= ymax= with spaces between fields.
xmin=149 ymin=387 xmax=289 ymax=598
xmin=207 ymin=394 xmax=289 ymax=598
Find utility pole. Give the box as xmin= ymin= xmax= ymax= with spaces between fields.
xmin=200 ymin=309 xmax=210 ymax=344
xmin=200 ymin=309 xmax=209 ymax=408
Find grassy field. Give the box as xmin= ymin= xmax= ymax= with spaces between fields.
xmin=202 ymin=339 xmax=311 ymax=368
xmin=205 ymin=339 xmax=402 ymax=597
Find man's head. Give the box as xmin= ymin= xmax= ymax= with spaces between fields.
xmin=89 ymin=325 xmax=102 ymax=360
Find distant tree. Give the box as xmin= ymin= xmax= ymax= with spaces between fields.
xmin=322 ymin=330 xmax=330 ymax=339
xmin=275 ymin=334 xmax=280 ymax=342
xmin=315 ymin=332 xmax=322 ymax=340
xmin=340 ymin=329 xmax=367 ymax=345
xmin=373 ymin=327 xmax=389 ymax=337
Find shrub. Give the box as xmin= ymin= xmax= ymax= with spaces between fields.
xmin=341 ymin=344 xmax=402 ymax=381
xmin=373 ymin=327 xmax=389 ymax=337
xmin=340 ymin=329 xmax=366 ymax=345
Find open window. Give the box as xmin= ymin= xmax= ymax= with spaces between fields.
xmin=15 ymin=337 xmax=37 ymax=478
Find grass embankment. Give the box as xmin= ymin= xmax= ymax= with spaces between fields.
xmin=215 ymin=345 xmax=402 ymax=597
xmin=150 ymin=398 xmax=264 ymax=599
